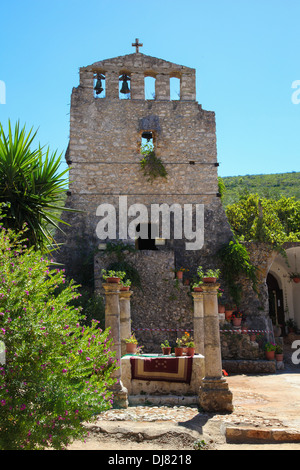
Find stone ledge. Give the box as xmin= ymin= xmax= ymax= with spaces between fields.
xmin=222 ymin=359 xmax=276 ymax=375
xmin=128 ymin=394 xmax=199 ymax=406
xmin=225 ymin=426 xmax=300 ymax=443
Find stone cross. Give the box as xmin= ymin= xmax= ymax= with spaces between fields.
xmin=132 ymin=38 xmax=143 ymax=53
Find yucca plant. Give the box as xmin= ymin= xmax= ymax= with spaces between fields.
xmin=0 ymin=120 xmax=70 ymax=251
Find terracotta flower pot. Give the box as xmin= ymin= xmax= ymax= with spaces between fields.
xmin=225 ymin=310 xmax=234 ymax=320
xmin=276 ymin=354 xmax=284 ymax=362
xmin=120 ymin=286 xmax=130 ymax=291
xmin=203 ymin=277 xmax=217 ymax=283
xmin=193 ymin=287 xmax=203 ymax=292
xmin=126 ymin=343 xmax=137 ymax=354
xmin=162 ymin=347 xmax=171 ymax=355
xmin=176 ymin=271 xmax=183 ymax=280
xmin=265 ymin=350 xmax=275 ymax=360
xmin=187 ymin=347 xmax=195 ymax=357
xmin=218 ymin=305 xmax=226 ymax=313
xmin=232 ymin=318 xmax=242 ymax=327
xmin=293 ymin=277 xmax=300 ymax=283
xmin=107 ymin=277 xmax=120 ymax=283
xmin=175 ymin=347 xmax=183 ymax=357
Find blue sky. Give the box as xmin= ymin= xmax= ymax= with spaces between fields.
xmin=1 ymin=0 xmax=300 ymax=178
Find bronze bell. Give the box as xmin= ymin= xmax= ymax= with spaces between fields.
xmin=94 ymin=74 xmax=104 ymax=95
xmin=120 ymin=74 xmax=130 ymax=94
xmin=142 ymin=131 xmax=153 ymax=142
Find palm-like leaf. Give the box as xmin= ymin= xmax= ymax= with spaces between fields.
xmin=0 ymin=120 xmax=71 ymax=251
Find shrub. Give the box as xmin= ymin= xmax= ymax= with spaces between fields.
xmin=0 ymin=224 xmax=117 ymax=450
xmin=0 ymin=120 xmax=71 ymax=252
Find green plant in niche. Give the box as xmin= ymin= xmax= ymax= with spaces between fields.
xmin=107 ymin=260 xmax=142 ymax=290
xmin=140 ymin=143 xmax=167 ymax=183
xmin=218 ymin=239 xmax=258 ymax=306
xmin=105 ymin=241 xmax=136 ymax=261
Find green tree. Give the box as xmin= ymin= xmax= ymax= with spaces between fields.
xmin=0 ymin=223 xmax=117 ymax=450
xmin=0 ymin=120 xmax=70 ymax=251
xmin=225 ymin=194 xmax=300 ymax=247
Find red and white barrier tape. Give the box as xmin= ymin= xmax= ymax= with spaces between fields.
xmin=132 ymin=328 xmax=194 ymax=332
xmin=132 ymin=328 xmax=272 ymax=334
xmin=220 ymin=329 xmax=272 ymax=334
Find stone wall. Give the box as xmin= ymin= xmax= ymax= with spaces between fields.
xmin=54 ymin=50 xmax=278 ymax=354
xmin=54 ymin=51 xmax=233 ymax=283
xmin=95 ymin=250 xmax=194 ymax=353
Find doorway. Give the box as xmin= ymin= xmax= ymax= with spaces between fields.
xmin=267 ymin=272 xmax=285 ymax=331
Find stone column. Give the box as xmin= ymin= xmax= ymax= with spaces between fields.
xmin=155 ymin=73 xmax=170 ymax=100
xmin=191 ymin=291 xmax=204 ymax=356
xmin=131 ymin=72 xmax=144 ymax=100
xmin=103 ymin=282 xmax=128 ymax=408
xmin=105 ymin=71 xmax=119 ymax=99
xmin=199 ymin=283 xmax=233 ymax=412
xmin=119 ymin=290 xmax=132 ymax=356
xmin=180 ymin=72 xmax=196 ymax=101
xmin=79 ymin=69 xmax=94 ymax=99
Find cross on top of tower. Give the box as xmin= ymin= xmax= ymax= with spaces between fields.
xmin=132 ymin=38 xmax=143 ymax=53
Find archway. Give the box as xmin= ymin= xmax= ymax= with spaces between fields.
xmin=267 ymin=244 xmax=300 ymax=333
xmin=267 ymin=272 xmax=285 ymax=333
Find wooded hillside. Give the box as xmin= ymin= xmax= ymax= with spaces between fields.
xmin=221 ymin=171 xmax=300 ymax=207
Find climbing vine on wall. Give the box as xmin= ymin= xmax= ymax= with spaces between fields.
xmin=218 ymin=238 xmax=258 ymax=307
xmin=139 ymin=143 xmax=168 ymax=183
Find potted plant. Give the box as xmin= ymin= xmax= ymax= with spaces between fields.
xmin=225 ymin=303 xmax=235 ymax=320
xmin=175 ymin=338 xmax=184 ymax=356
xmin=231 ymin=310 xmax=243 ymax=327
xmin=174 ymin=267 xmax=189 ymax=280
xmin=264 ymin=342 xmax=276 ymax=360
xmin=101 ymin=269 xmax=126 ymax=284
xmin=275 ymin=345 xmax=284 ymax=362
xmin=203 ymin=268 xmax=221 ymax=284
xmin=289 ymin=272 xmax=300 ymax=283
xmin=196 ymin=266 xmax=204 ymax=280
xmin=161 ymin=340 xmax=171 ymax=355
xmin=192 ymin=280 xmax=203 ymax=292
xmin=286 ymin=319 xmax=297 ymax=333
xmin=186 ymin=340 xmax=195 ymax=357
xmin=120 ymin=279 xmax=131 ymax=291
xmin=124 ymin=334 xmax=139 ymax=354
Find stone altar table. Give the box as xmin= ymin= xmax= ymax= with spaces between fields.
xmin=121 ymin=354 xmax=205 ymax=405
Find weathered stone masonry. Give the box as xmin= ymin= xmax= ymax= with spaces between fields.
xmin=55 ymin=51 xmax=236 ymax=351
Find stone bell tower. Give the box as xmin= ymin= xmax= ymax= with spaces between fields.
xmin=56 ymin=41 xmax=233 ymax=350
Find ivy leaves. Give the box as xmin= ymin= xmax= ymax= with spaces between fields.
xmin=139 ymin=144 xmax=167 ymax=183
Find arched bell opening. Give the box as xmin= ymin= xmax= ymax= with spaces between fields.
xmin=119 ymin=73 xmax=131 ymax=99
xmin=93 ymin=73 xmax=106 ymax=98
xmin=144 ymin=75 xmax=156 ymax=100
xmin=170 ymin=76 xmax=180 ymax=100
